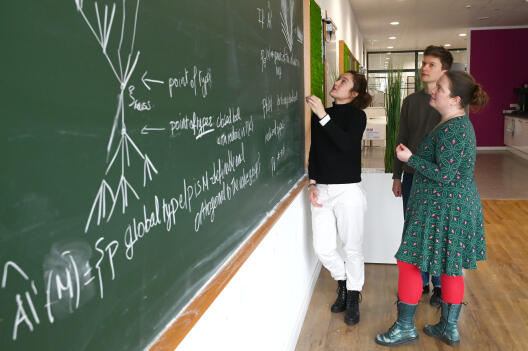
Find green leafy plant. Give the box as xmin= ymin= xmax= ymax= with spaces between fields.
xmin=415 ymin=69 xmax=424 ymax=91
xmin=384 ymin=62 xmax=403 ymax=173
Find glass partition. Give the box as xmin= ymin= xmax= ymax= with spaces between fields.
xmin=363 ymin=49 xmax=467 ymax=170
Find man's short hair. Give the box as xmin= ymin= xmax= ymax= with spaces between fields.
xmin=423 ymin=45 xmax=453 ymax=70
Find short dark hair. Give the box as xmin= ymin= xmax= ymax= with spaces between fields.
xmin=345 ymin=70 xmax=372 ymax=109
xmin=423 ymin=45 xmax=453 ymax=70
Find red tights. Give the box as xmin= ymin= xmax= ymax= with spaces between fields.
xmin=397 ymin=260 xmax=464 ymax=304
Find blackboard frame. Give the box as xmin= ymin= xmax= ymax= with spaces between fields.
xmin=2 ymin=0 xmax=312 ymax=348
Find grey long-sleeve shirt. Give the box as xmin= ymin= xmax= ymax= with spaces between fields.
xmin=392 ymin=89 xmax=441 ymax=180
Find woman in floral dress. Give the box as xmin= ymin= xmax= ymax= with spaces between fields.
xmin=376 ymin=70 xmax=488 ymax=347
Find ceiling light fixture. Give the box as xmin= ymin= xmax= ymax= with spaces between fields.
xmin=444 ymin=43 xmax=452 ymax=47
xmin=387 ymin=46 xmax=394 ymax=49
xmin=390 ymin=21 xmax=399 ymax=25
xmin=466 ymin=5 xmax=471 ymax=8
xmin=388 ymin=36 xmax=397 ymax=40
xmin=459 ymin=33 xmax=467 ymax=37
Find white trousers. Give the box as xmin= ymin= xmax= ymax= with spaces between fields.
xmin=311 ymin=183 xmax=367 ymax=291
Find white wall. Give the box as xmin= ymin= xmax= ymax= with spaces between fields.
xmin=175 ymin=190 xmax=321 ymax=351
xmin=174 ymin=173 xmax=403 ymax=351
xmin=315 ymin=0 xmax=365 ymax=67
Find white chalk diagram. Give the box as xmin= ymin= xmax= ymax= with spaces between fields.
xmin=74 ymin=0 xmax=159 ymax=233
xmin=280 ymin=0 xmax=294 ymax=52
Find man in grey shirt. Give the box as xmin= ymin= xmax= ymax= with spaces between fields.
xmin=392 ymin=45 xmax=453 ymax=307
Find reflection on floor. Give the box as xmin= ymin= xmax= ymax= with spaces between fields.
xmin=361 ymin=146 xmax=385 ymax=170
xmin=362 ymin=148 xmax=528 ymax=200
xmin=297 ymin=149 xmax=528 ymax=350
xmin=474 ymin=150 xmax=528 ymax=199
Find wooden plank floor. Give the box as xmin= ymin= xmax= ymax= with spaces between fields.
xmin=295 ymin=200 xmax=528 ymax=351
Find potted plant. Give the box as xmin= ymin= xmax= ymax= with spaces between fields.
xmin=362 ymin=62 xmax=405 ymax=264
xmin=384 ymin=62 xmax=403 ymax=173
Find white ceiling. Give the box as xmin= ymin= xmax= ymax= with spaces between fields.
xmin=349 ymin=0 xmax=528 ymax=52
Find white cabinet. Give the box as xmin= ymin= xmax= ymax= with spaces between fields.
xmin=363 ymin=107 xmax=387 ymax=147
xmin=362 ymin=172 xmax=403 ymax=264
xmin=504 ymin=116 xmax=528 ymax=154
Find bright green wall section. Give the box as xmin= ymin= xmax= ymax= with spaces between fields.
xmin=310 ymin=0 xmax=324 ymax=100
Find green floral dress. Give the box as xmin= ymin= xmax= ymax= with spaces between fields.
xmin=395 ymin=115 xmax=486 ymax=276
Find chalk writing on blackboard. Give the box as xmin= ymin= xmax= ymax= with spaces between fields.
xmin=2 ymin=239 xmax=117 ymax=341
xmin=2 ymin=0 xmax=304 ymax=347
xmin=257 ymin=0 xmax=272 ymax=30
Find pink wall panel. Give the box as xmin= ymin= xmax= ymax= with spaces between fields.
xmin=470 ymin=28 xmax=528 ymax=146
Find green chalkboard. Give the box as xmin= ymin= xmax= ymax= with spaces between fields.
xmin=1 ymin=0 xmax=305 ymax=349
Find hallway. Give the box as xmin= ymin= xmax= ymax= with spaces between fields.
xmin=296 ymin=150 xmax=528 ymax=350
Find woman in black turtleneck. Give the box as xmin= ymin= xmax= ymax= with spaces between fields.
xmin=305 ymin=71 xmax=371 ymax=326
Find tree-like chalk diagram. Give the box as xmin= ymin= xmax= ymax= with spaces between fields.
xmin=280 ymin=0 xmax=295 ymax=52
xmin=75 ymin=0 xmax=158 ymax=233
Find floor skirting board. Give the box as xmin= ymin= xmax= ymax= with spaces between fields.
xmin=288 ymin=262 xmax=322 ymax=351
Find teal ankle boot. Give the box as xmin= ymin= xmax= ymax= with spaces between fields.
xmin=375 ymin=301 xmax=419 ymax=346
xmin=423 ymin=301 xmax=462 ymax=346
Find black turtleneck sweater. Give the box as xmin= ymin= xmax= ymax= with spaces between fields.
xmin=308 ymin=102 xmax=366 ymax=184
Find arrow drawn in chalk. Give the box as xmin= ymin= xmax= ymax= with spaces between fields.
xmin=141 ymin=71 xmax=164 ymax=90
xmin=141 ymin=125 xmax=166 ymax=134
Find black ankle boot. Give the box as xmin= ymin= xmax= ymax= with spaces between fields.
xmin=344 ymin=290 xmax=361 ymax=325
xmin=430 ymin=287 xmax=442 ymax=307
xmin=330 ymin=280 xmax=347 ymax=313
xmin=422 ymin=284 xmax=430 ymax=295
